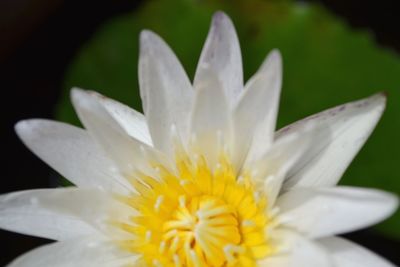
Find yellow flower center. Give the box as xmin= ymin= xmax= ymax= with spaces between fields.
xmin=117 ymin=153 xmax=274 ymax=267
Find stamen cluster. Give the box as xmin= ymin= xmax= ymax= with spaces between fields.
xmin=118 ymin=154 xmax=273 ymax=267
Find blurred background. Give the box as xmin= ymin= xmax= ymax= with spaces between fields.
xmin=1 ymin=0 xmax=399 ymax=265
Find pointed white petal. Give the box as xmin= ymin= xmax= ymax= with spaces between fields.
xmin=234 ymin=50 xmax=282 ymax=166
xmin=139 ymin=30 xmax=193 ymax=152
xmin=194 ymin=11 xmax=243 ymax=102
xmin=246 ymin=124 xmax=312 ymax=206
xmin=94 ymin=93 xmax=152 ymax=146
xmin=277 ymin=186 xmax=398 ymax=238
xmin=319 ymin=236 xmax=396 ymax=267
xmin=0 ymin=188 xmax=134 ymax=240
xmin=190 ymin=69 xmax=231 ymax=167
xmin=0 ymin=189 xmax=96 ymax=240
xmin=258 ymin=230 xmax=333 ymax=267
xmin=71 ymin=88 xmax=165 ymax=176
xmin=15 ymin=119 xmax=130 ymax=193
xmin=7 ymin=238 xmax=138 ymax=267
xmin=32 ymin=188 xmax=134 ymax=238
xmin=279 ymin=93 xmax=386 ymax=188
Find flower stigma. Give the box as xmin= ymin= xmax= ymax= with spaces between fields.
xmin=115 ymin=150 xmax=275 ymax=267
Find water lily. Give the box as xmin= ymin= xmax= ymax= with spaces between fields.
xmin=1 ymin=11 xmax=398 ymax=267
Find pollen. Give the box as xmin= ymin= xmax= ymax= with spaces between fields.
xmin=117 ymin=152 xmax=274 ymax=267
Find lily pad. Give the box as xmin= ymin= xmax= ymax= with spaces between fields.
xmin=58 ymin=0 xmax=400 ymax=238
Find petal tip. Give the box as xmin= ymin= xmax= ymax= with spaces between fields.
xmin=369 ymin=190 xmax=399 ymax=226
xmin=14 ymin=119 xmax=47 ymax=142
xmin=376 ymin=91 xmax=387 ymax=104
xmin=139 ymin=30 xmax=170 ymax=59
xmin=70 ymin=87 xmax=86 ymax=102
xmin=365 ymin=92 xmax=387 ymax=114
xmin=260 ymin=49 xmax=283 ymax=74
xmin=385 ymin=191 xmax=399 ymax=216
xmin=70 ymin=88 xmax=100 ymax=106
xmin=272 ymin=50 xmax=282 ymax=64
xmin=70 ymin=88 xmax=97 ymax=113
xmin=212 ymin=11 xmax=229 ymax=21
xmin=14 ymin=120 xmax=30 ymax=137
xmin=139 ymin=29 xmax=165 ymax=50
xmin=270 ymin=49 xmax=282 ymax=59
xmin=269 ymin=49 xmax=283 ymax=70
xmin=139 ymin=29 xmax=155 ymax=43
xmin=211 ymin=11 xmax=234 ymax=30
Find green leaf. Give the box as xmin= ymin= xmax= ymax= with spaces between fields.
xmin=58 ymin=0 xmax=400 ymax=238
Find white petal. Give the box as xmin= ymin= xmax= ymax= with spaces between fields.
xmin=71 ymin=88 xmax=165 ymax=176
xmin=7 ymin=238 xmax=138 ymax=267
xmin=190 ymin=68 xmax=231 ymax=167
xmin=35 ymin=188 xmax=133 ymax=231
xmin=36 ymin=188 xmax=135 ymax=239
xmin=279 ymin=93 xmax=386 ymax=188
xmin=319 ymin=236 xmax=396 ymax=267
xmin=94 ymin=93 xmax=152 ymax=146
xmin=245 ymin=124 xmax=312 ymax=206
xmin=194 ymin=11 xmax=243 ymax=103
xmin=0 ymin=188 xmax=134 ymax=240
xmin=139 ymin=30 xmax=193 ymax=153
xmin=277 ymin=186 xmax=398 ymax=238
xmin=0 ymin=189 xmax=96 ymax=240
xmin=258 ymin=230 xmax=333 ymax=267
xmin=233 ymin=50 xmax=282 ymax=166
xmin=15 ymin=119 xmax=130 ymax=193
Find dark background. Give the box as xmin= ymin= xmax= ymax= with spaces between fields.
xmin=1 ymin=0 xmax=399 ymax=265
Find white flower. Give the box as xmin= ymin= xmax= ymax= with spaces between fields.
xmin=1 ymin=11 xmax=398 ymax=267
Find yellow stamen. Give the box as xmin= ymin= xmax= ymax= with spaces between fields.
xmin=116 ymin=152 xmax=274 ymax=266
